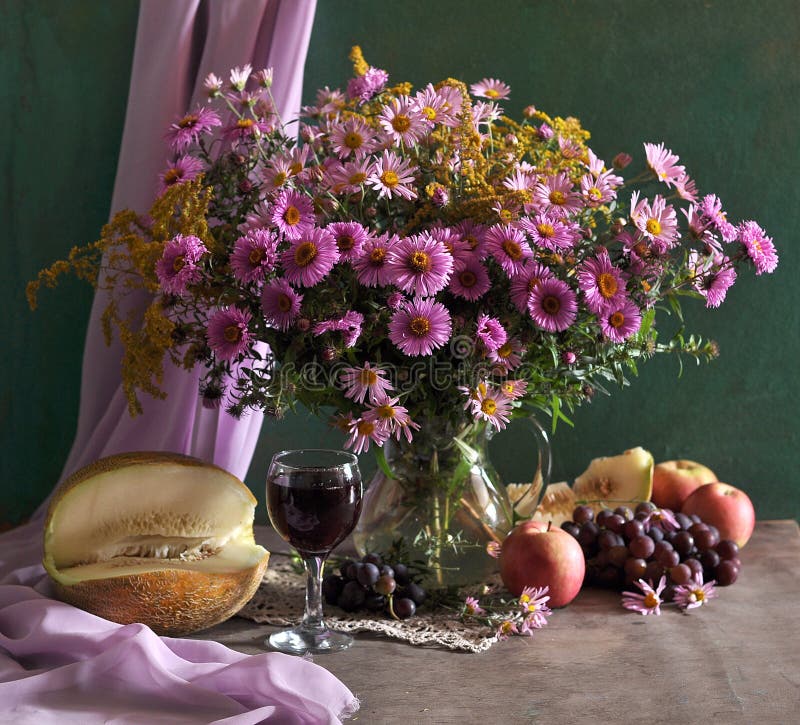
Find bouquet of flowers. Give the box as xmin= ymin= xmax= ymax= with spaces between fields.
xmin=30 ymin=47 xmax=777 ymax=582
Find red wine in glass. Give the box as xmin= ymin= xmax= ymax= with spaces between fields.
xmin=265 ymin=449 xmax=362 ymax=655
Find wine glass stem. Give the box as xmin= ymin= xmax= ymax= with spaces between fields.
xmin=302 ymin=554 xmax=326 ymax=632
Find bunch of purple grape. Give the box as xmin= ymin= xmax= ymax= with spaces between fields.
xmin=322 ymin=552 xmax=427 ymax=620
xmin=563 ymin=501 xmax=742 ymax=600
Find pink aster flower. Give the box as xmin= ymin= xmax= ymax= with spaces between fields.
xmin=327 ymin=221 xmax=370 ymax=263
xmin=533 ymin=172 xmax=583 ymax=218
xmin=327 ymin=157 xmax=374 ymax=196
xmin=339 ymin=362 xmax=394 ymax=404
xmin=486 ymin=225 xmax=533 ymax=276
xmin=467 ymin=383 xmax=513 ymax=431
xmin=157 ymin=155 xmax=205 ymax=196
xmin=498 ymin=377 xmax=527 ymax=399
xmin=156 ymin=234 xmax=207 ymax=295
xmin=496 ymin=618 xmax=519 ymax=641
xmin=699 ymin=195 xmax=738 ymax=242
xmin=470 ymin=77 xmax=511 ymax=100
xmin=584 ymin=149 xmax=624 ymax=187
xmin=644 ymin=142 xmax=685 ymax=187
xmin=206 ymin=307 xmax=253 ymax=361
xmin=486 ymin=541 xmax=502 ymax=558
xmin=528 ymin=278 xmax=578 ymax=333
xmin=203 ymin=72 xmax=223 ymax=98
xmin=271 ymin=189 xmax=315 ymax=240
xmin=223 ymin=116 xmax=272 ymax=141
xmin=368 ymin=149 xmax=417 ymax=200
xmin=313 ymin=311 xmax=364 ymax=348
xmin=491 ymin=339 xmax=524 ymax=374
xmin=329 ymin=116 xmax=378 ymax=159
xmin=577 ymin=253 xmax=630 ymax=315
xmin=228 ymin=64 xmax=252 ymax=91
xmin=691 ymin=252 xmax=738 ymax=308
xmin=631 ymin=192 xmax=679 ymax=252
xmin=281 ymin=227 xmax=339 ymax=287
xmin=230 ymin=228 xmax=278 ymax=284
xmin=455 ymin=219 xmax=489 ymax=258
xmin=345 ymin=417 xmax=390 ymax=455
xmin=580 ymin=172 xmax=617 ymax=207
xmin=362 ymin=395 xmax=420 ymax=443
xmin=260 ymin=279 xmax=302 ymax=331
xmin=738 ymin=220 xmax=778 ymax=275
xmin=674 ymin=172 xmax=698 ymax=202
xmin=413 ymin=83 xmax=458 ymax=127
xmin=448 ymin=260 xmax=491 ymax=301
xmin=353 ymin=233 xmax=397 ymax=287
xmin=509 ymin=262 xmax=553 ymax=313
xmin=621 ymin=576 xmax=667 ymax=616
xmin=673 ymin=574 xmax=718 ymax=611
xmin=518 ymin=586 xmax=551 ymax=619
xmin=388 ymin=297 xmax=452 ymax=357
xmin=520 ymin=212 xmax=580 ymax=252
xmin=386 ymin=233 xmax=454 ymax=297
xmin=346 ymin=66 xmax=389 ymax=103
xmin=463 ymin=596 xmax=485 ymax=616
xmin=599 ymin=298 xmax=642 ymax=342
xmin=378 ymin=95 xmax=427 ymax=146
xmin=642 ymin=507 xmax=680 ymax=533
xmin=165 ymin=106 xmax=222 ymax=153
xmin=471 ymin=100 xmax=503 ymax=126
xmin=475 ymin=314 xmax=507 ymax=353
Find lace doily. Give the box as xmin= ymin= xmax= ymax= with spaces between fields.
xmin=237 ymin=555 xmax=499 ymax=653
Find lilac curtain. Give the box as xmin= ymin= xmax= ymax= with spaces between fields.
xmin=0 ymin=2 xmax=360 ymax=720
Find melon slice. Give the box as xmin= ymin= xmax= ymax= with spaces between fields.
xmin=43 ymin=452 xmax=269 ymax=636
xmin=530 ymin=481 xmax=577 ymax=527
xmin=573 ymin=446 xmax=654 ymax=508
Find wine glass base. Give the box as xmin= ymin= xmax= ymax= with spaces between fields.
xmin=268 ymin=626 xmax=353 ymax=655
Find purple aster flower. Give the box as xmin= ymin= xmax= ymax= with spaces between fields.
xmin=465 ymin=383 xmax=513 ymax=430
xmin=353 ymin=233 xmax=398 ymax=287
xmin=538 ymin=122 xmax=554 ymax=140
xmin=455 ymin=219 xmax=489 ymax=259
xmin=155 ymin=234 xmax=207 ymax=295
xmin=329 ymin=116 xmax=378 ymax=160
xmin=533 ymin=172 xmax=583 ymax=218
xmin=631 ymin=192 xmax=679 ymax=252
xmin=312 ymin=311 xmax=364 ymax=348
xmin=577 ymin=253 xmax=630 ymax=315
xmin=271 ymin=189 xmax=315 ymax=240
xmin=157 ymin=155 xmax=205 ymax=196
xmin=207 ymin=307 xmax=253 ymax=361
xmin=386 ymin=233 xmax=453 ymax=297
xmin=429 ymin=226 xmax=470 ymax=270
xmin=599 ymin=298 xmax=642 ymax=342
xmin=691 ymin=253 xmax=738 ymax=308
xmin=621 ymin=576 xmax=667 ymax=615
xmin=520 ymin=212 xmax=580 ymax=251
xmin=528 ymin=278 xmax=578 ymax=333
xmin=642 ymin=507 xmax=680 ymax=533
xmin=580 ymin=172 xmax=617 ymax=207
xmin=388 ymin=297 xmax=452 ymax=357
xmin=327 ymin=221 xmax=370 ymax=263
xmin=496 ymin=619 xmax=519 ymax=641
xmin=699 ymin=195 xmax=737 ymax=242
xmin=346 ymin=66 xmax=389 ymax=103
xmin=223 ymin=116 xmax=272 ymax=141
xmin=368 ymin=149 xmax=417 ymax=200
xmin=339 ymin=362 xmax=394 ymax=404
xmin=673 ymin=573 xmax=718 ymax=611
xmin=362 ymin=395 xmax=420 ymax=443
xmin=486 ymin=224 xmax=533 ymax=276
xmin=327 ymin=157 xmax=374 ymax=196
xmin=448 ymin=260 xmax=491 ymax=301
xmin=518 ymin=586 xmax=551 ymax=618
xmin=509 ymin=262 xmax=553 ymax=313
xmin=345 ymin=417 xmax=391 ymax=455
xmin=230 ymin=228 xmax=278 ymax=284
xmin=165 ymin=106 xmax=222 ymax=153
xmin=738 ymin=220 xmax=778 ymax=275
xmin=260 ymin=279 xmax=302 ymax=331
xmin=644 ymin=142 xmax=685 ymax=187
xmin=386 ymin=291 xmax=405 ymax=309
xmin=475 ymin=314 xmax=507 ymax=353
xmin=463 ymin=596 xmax=485 ymax=616
xmin=281 ymin=227 xmax=339 ymax=287
xmin=470 ymin=77 xmax=511 ymax=100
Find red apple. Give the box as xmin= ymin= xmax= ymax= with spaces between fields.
xmin=499 ymin=521 xmax=585 ymax=607
xmin=652 ymin=459 xmax=717 ymax=512
xmin=681 ymin=482 xmax=756 ymax=548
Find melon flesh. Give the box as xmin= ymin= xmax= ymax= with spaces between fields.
xmin=43 ymin=452 xmax=269 ymax=636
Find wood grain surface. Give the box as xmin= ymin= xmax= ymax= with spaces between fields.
xmin=196 ymin=521 xmax=799 ymax=724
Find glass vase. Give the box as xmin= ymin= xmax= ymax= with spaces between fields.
xmin=352 ymin=417 xmax=551 ymax=588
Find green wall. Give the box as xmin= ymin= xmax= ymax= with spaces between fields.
xmin=3 ymin=1 xmax=798 ymax=526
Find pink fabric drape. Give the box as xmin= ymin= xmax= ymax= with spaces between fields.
xmin=1 ymin=1 xmax=360 ymax=721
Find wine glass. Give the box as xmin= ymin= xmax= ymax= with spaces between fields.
xmin=265 ymin=449 xmax=363 ymax=654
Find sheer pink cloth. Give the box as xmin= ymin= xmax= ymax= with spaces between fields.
xmin=1 ymin=1 xmax=359 ymax=721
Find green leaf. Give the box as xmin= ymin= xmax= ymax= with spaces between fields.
xmin=373 ymin=444 xmax=397 ymax=479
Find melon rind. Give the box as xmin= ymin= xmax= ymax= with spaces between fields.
xmin=43 ymin=452 xmax=269 ymax=636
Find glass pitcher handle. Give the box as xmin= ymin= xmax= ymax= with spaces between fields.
xmin=512 ymin=416 xmax=553 ymax=517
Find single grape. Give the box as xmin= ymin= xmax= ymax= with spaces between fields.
xmin=688 ymin=522 xmax=709 ymax=536
xmin=340 ymin=559 xmax=357 ymax=580
xmin=573 ymin=504 xmax=595 ymax=524
xmin=635 ymin=501 xmax=656 ymax=515
xmin=392 ymin=563 xmax=411 ymax=586
xmin=598 ymin=530 xmax=619 ymax=551
xmin=647 ymin=526 xmax=665 ymax=544
xmin=629 ymin=535 xmax=656 ymax=559
xmin=375 ymin=574 xmax=397 ymax=596
xmin=623 ymin=519 xmax=645 ymax=540
xmin=699 ymin=549 xmax=720 ymax=573
xmin=688 ymin=513 xmax=703 ymax=524
xmin=392 ymin=597 xmax=416 ymax=619
xmin=608 ymin=545 xmax=629 ymax=568
xmin=684 ymin=558 xmax=703 ymax=579
xmin=338 ymin=580 xmax=367 ymax=612
xmin=364 ymin=592 xmax=387 ymax=611
xmin=715 ymin=560 xmax=739 ymax=586
xmin=605 ymin=513 xmax=626 ymax=534
xmin=614 ymin=506 xmax=634 ymax=521
xmin=728 ymin=556 xmax=742 ymax=570
xmin=644 ymin=560 xmax=663 ymax=582
xmin=672 ymin=531 xmax=695 ymax=557
xmin=669 ymin=563 xmax=692 ymax=585
xmin=322 ymin=575 xmax=344 ymax=605
xmin=379 ymin=564 xmax=395 ymax=579
xmin=674 ymin=512 xmax=694 ymax=530
xmin=706 ymin=524 xmax=721 ymax=542
xmin=403 ymin=582 xmax=427 ymax=606
xmin=658 ymin=548 xmax=680 ymax=569
xmin=715 ymin=540 xmax=739 ymax=560
xmin=653 ymin=541 xmax=674 ymax=558
xmin=693 ymin=528 xmax=718 ymax=551
xmin=357 ymin=562 xmax=380 ymax=587
xmin=595 ymin=509 xmax=613 ymax=528
xmin=561 ymin=521 xmax=581 ymax=537
xmin=577 ymin=521 xmax=600 ymax=546
xmin=624 ymin=557 xmax=647 ymax=580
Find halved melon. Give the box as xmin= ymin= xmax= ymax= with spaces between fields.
xmin=530 ymin=481 xmax=576 ymax=527
xmin=573 ymin=446 xmax=654 ymax=508
xmin=43 ymin=452 xmax=269 ymax=636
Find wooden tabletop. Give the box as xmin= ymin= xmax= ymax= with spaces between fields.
xmin=196 ymin=521 xmax=800 ymax=724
